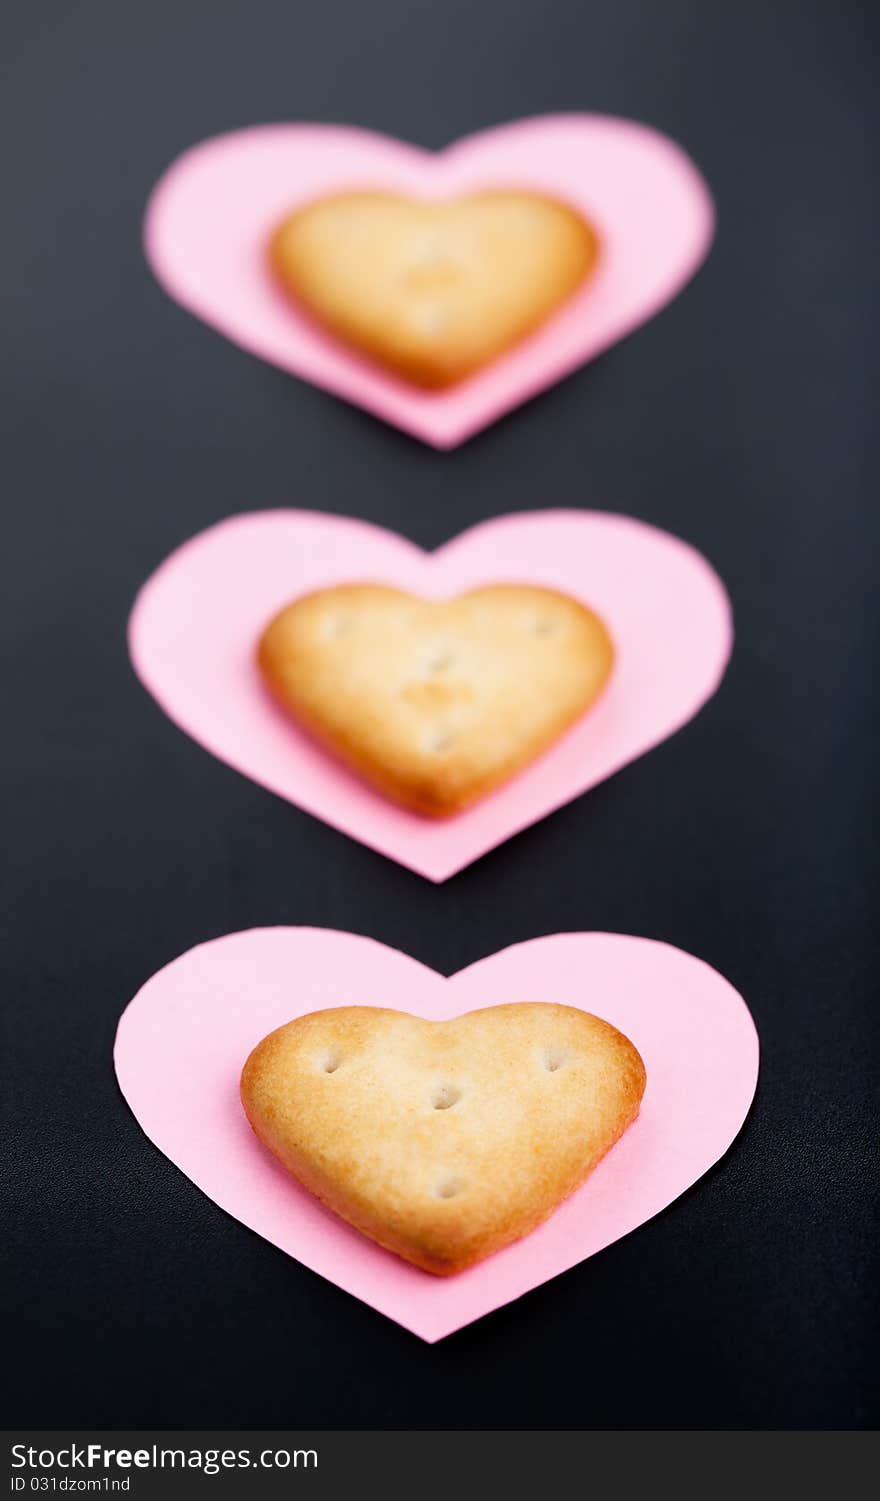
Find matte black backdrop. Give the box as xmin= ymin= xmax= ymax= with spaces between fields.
xmin=3 ymin=0 xmax=877 ymax=1430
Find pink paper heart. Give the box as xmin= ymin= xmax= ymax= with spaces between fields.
xmin=144 ymin=115 xmax=714 ymax=446
xmin=115 ymin=927 xmax=758 ymax=1342
xmin=128 ymin=509 xmax=733 ymax=881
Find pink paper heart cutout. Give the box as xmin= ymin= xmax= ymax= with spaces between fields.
xmin=144 ymin=115 xmax=714 ymax=446
xmin=114 ymin=927 xmax=758 ymax=1341
xmin=128 ymin=509 xmax=733 ymax=881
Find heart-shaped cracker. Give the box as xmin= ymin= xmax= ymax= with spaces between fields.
xmin=241 ymin=1002 xmax=645 ymax=1275
xmin=257 ymin=583 xmax=614 ymax=816
xmin=270 ymin=191 xmax=599 ymax=388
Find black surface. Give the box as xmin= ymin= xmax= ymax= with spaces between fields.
xmin=3 ymin=0 xmax=877 ymax=1431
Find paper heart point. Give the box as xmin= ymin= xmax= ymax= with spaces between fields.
xmin=269 ymin=191 xmax=599 ymax=387
xmin=257 ymin=583 xmax=614 ymax=816
xmin=241 ymin=1002 xmax=646 ymax=1275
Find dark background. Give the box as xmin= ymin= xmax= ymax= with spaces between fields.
xmin=3 ymin=0 xmax=877 ymax=1430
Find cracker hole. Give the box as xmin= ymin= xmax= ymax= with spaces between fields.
xmin=426 ymin=730 xmax=456 ymax=754
xmin=436 ymin=1178 xmax=464 ymax=1199
xmin=533 ymin=618 xmax=559 ymax=637
xmin=427 ymin=651 xmax=455 ymax=675
xmin=409 ymin=303 xmax=452 ymax=336
xmin=431 ymin=1084 xmax=461 ymax=1111
xmin=544 ymin=1047 xmax=569 ymax=1073
xmin=402 ymin=241 xmax=461 ymax=290
xmin=325 ymin=615 xmax=355 ymax=639
xmin=419 ymin=236 xmax=453 ymax=263
xmin=320 ymin=1051 xmax=343 ymax=1075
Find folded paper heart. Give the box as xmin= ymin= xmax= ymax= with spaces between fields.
xmin=114 ymin=928 xmax=759 ymax=1340
xmin=144 ymin=116 xmax=714 ymax=445
xmin=128 ymin=510 xmax=733 ymax=879
xmin=270 ymin=190 xmax=599 ymax=387
xmin=257 ymin=583 xmax=614 ymax=815
xmin=241 ymin=1003 xmax=645 ymax=1274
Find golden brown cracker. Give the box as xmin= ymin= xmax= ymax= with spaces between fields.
xmin=241 ymin=1002 xmax=646 ymax=1275
xmin=269 ymin=191 xmax=599 ymax=387
xmin=257 ymin=583 xmax=614 ymax=816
